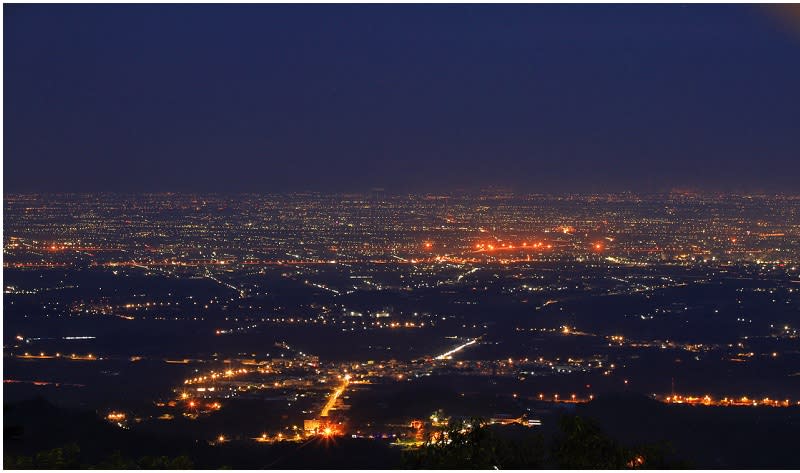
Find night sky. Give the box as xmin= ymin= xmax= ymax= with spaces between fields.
xmin=4 ymin=4 xmax=800 ymax=194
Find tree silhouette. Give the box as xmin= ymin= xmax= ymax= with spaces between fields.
xmin=404 ymin=417 xmax=546 ymax=469
xmin=404 ymin=414 xmax=686 ymax=469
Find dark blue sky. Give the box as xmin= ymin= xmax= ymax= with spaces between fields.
xmin=5 ymin=4 xmax=800 ymax=193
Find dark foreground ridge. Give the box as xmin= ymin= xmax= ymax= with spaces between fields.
xmin=3 ymin=397 xmax=401 ymax=469
xmin=5 ymin=394 xmax=800 ymax=469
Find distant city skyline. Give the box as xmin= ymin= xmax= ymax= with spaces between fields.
xmin=5 ymin=4 xmax=800 ymax=194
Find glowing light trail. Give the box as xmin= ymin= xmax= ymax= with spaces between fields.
xmin=320 ymin=375 xmax=350 ymax=417
xmin=435 ymin=338 xmax=479 ymax=360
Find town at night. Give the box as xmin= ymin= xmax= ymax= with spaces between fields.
xmin=4 ymin=192 xmax=800 ymax=468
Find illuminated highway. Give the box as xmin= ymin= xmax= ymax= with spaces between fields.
xmin=320 ymin=375 xmax=350 ymax=417
xmin=435 ymin=338 xmax=479 ymax=360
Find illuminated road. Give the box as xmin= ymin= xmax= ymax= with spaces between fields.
xmin=204 ymin=271 xmax=247 ymax=298
xmin=320 ymin=376 xmax=349 ymax=417
xmin=435 ymin=338 xmax=479 ymax=360
xmin=663 ymin=394 xmax=799 ymax=407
